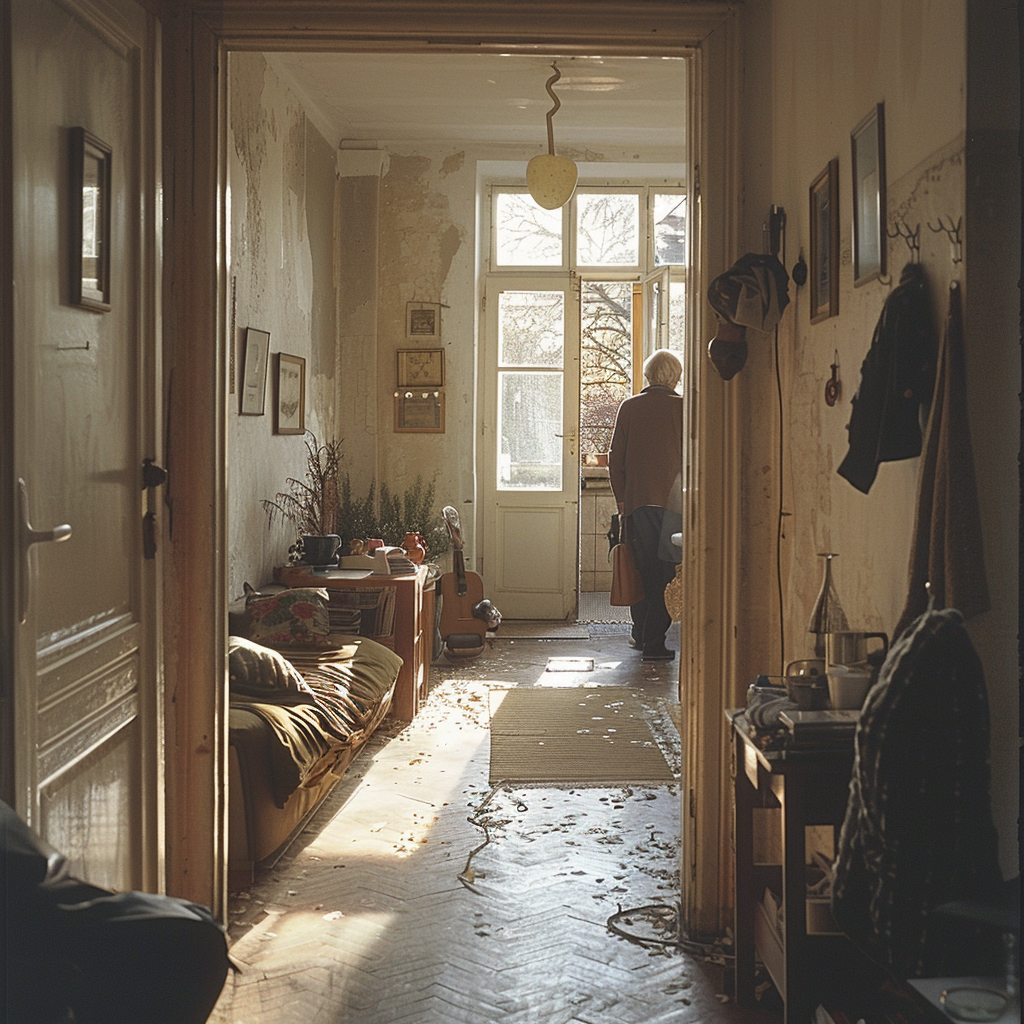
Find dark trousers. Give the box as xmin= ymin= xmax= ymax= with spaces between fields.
xmin=627 ymin=506 xmax=681 ymax=649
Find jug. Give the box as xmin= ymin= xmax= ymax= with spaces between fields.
xmin=826 ymin=630 xmax=888 ymax=670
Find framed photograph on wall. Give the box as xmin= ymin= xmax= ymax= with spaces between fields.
xmin=69 ymin=127 xmax=112 ymax=311
xmin=275 ymin=352 xmax=305 ymax=435
xmin=240 ymin=327 xmax=270 ymax=414
xmin=394 ymin=390 xmax=445 ymax=433
xmin=851 ymin=103 xmax=887 ymax=287
xmin=405 ymin=301 xmax=441 ymax=340
xmin=396 ymin=348 xmax=445 ymax=387
xmin=809 ymin=158 xmax=839 ymax=323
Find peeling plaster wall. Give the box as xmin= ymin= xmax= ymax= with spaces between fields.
xmin=227 ymin=53 xmax=338 ymax=597
xmin=739 ymin=0 xmax=1019 ymax=876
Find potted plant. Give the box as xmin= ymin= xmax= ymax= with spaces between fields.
xmin=262 ymin=431 xmax=344 ymax=565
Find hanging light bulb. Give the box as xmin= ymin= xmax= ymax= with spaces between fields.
xmin=526 ymin=63 xmax=578 ymax=210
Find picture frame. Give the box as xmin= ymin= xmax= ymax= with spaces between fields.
xmin=809 ymin=158 xmax=840 ymax=323
xmin=851 ymin=103 xmax=887 ymax=287
xmin=275 ymin=353 xmax=306 ymax=435
xmin=396 ymin=348 xmax=445 ymax=387
xmin=69 ymin=127 xmax=112 ymax=311
xmin=240 ymin=327 xmax=270 ymax=414
xmin=405 ymin=301 xmax=441 ymax=340
xmin=394 ymin=390 xmax=445 ymax=433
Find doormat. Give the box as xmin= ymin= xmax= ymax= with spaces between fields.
xmin=487 ymin=686 xmax=676 ymax=786
xmin=545 ymin=657 xmax=595 ymax=672
xmin=496 ymin=621 xmax=590 ymax=639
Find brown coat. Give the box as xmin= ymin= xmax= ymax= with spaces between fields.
xmin=608 ymin=384 xmax=683 ymax=516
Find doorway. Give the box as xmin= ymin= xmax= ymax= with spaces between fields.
xmin=480 ymin=187 xmax=688 ymax=621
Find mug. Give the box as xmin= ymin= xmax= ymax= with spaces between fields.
xmin=826 ymin=630 xmax=888 ymax=670
xmin=827 ymin=664 xmax=874 ymax=710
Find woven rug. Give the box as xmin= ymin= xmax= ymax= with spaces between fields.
xmin=488 ymin=686 xmax=675 ymax=786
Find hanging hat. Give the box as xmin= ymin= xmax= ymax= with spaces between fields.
xmin=707 ymin=253 xmax=791 ymax=380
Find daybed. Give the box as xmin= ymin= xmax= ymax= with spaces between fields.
xmin=227 ymin=586 xmax=403 ymax=886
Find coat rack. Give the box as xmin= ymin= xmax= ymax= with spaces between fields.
xmin=887 ymin=219 xmax=921 ymax=263
xmin=927 ymin=214 xmax=963 ymax=265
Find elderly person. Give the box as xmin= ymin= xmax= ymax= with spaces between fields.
xmin=608 ymin=350 xmax=684 ymax=661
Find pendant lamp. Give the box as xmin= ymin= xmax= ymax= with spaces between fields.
xmin=526 ymin=63 xmax=578 ymax=210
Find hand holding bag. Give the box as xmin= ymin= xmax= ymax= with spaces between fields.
xmin=610 ymin=520 xmax=644 ymax=606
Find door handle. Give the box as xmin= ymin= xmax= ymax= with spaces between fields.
xmin=17 ymin=478 xmax=72 ymax=624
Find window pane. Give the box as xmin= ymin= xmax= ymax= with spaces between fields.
xmin=498 ymin=371 xmax=563 ymax=490
xmin=668 ymin=279 xmax=686 ymax=354
xmin=576 ymin=193 xmax=639 ymax=266
xmin=498 ymin=290 xmax=564 ymax=367
xmin=654 ymin=193 xmax=687 ymax=266
xmin=580 ymin=281 xmax=632 ymax=458
xmin=494 ymin=192 xmax=563 ymax=266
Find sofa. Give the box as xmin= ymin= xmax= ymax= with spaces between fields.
xmin=227 ymin=586 xmax=404 ymax=886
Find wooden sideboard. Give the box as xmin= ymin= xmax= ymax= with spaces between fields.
xmin=275 ymin=564 xmax=434 ymax=720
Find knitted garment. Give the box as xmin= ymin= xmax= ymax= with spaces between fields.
xmin=831 ymin=607 xmax=1003 ymax=977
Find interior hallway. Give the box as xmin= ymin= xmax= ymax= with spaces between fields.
xmin=210 ymin=621 xmax=776 ymax=1024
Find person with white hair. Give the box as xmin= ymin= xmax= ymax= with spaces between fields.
xmin=608 ymin=350 xmax=684 ymax=661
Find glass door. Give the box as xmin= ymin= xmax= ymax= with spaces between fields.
xmin=481 ymin=277 xmax=580 ymax=619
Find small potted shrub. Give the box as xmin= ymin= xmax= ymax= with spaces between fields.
xmin=262 ymin=431 xmax=344 ymax=565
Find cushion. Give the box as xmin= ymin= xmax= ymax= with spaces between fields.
xmin=245 ymin=587 xmax=333 ymax=648
xmin=227 ymin=637 xmax=314 ymax=701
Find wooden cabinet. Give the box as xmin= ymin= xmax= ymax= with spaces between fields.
xmin=729 ymin=710 xmax=856 ymax=1024
xmin=275 ymin=565 xmax=434 ymax=720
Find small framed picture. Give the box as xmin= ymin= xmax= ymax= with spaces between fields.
xmin=240 ymin=327 xmax=270 ymax=414
xmin=397 ymin=348 xmax=445 ymax=387
xmin=275 ymin=352 xmax=305 ymax=435
xmin=69 ymin=127 xmax=112 ymax=311
xmin=405 ymin=301 xmax=441 ymax=340
xmin=809 ymin=158 xmax=839 ymax=323
xmin=394 ymin=390 xmax=445 ymax=433
xmin=851 ymin=103 xmax=887 ymax=287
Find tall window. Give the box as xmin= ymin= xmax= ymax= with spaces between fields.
xmin=489 ymin=186 xmax=687 ymax=462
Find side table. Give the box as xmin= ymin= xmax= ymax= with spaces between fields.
xmin=275 ymin=564 xmax=434 ymax=720
xmin=729 ymin=709 xmax=856 ymax=1024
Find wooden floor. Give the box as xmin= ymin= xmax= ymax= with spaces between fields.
xmin=210 ymin=630 xmax=779 ymax=1024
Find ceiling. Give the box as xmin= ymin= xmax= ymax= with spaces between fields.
xmin=264 ymin=52 xmax=688 ymax=152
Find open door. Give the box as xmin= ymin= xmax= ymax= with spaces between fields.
xmin=7 ymin=0 xmax=163 ymax=892
xmin=481 ymin=276 xmax=581 ymax=620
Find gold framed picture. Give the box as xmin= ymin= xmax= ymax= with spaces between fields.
xmin=396 ymin=348 xmax=445 ymax=387
xmin=394 ymin=390 xmax=445 ymax=433
xmin=405 ymin=301 xmax=441 ymax=340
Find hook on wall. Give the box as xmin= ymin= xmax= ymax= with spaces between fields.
xmin=927 ymin=214 xmax=963 ymax=265
xmin=887 ymin=220 xmax=921 ymax=264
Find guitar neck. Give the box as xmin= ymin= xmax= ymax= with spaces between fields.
xmin=453 ymin=548 xmax=467 ymax=597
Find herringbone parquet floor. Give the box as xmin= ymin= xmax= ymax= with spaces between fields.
xmin=210 ymin=632 xmax=776 ymax=1024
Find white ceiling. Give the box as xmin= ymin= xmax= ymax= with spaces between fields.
xmin=264 ymin=52 xmax=688 ymax=152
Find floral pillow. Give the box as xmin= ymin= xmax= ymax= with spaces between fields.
xmin=244 ymin=587 xmax=333 ymax=648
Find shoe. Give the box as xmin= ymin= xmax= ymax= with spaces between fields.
xmin=642 ymin=645 xmax=675 ymax=662
xmin=628 ymin=636 xmax=642 ymax=650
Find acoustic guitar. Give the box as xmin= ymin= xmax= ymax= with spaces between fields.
xmin=439 ymin=505 xmax=486 ymax=654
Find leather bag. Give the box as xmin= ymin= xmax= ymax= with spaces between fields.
xmin=610 ymin=522 xmax=644 ymax=607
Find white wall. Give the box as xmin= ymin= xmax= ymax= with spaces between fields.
xmin=227 ymin=52 xmax=339 ymax=598
xmin=739 ymin=0 xmax=1019 ymax=878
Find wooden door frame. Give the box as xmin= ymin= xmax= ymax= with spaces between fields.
xmin=161 ymin=0 xmax=742 ymax=928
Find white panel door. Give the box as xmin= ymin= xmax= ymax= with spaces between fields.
xmin=482 ymin=277 xmax=580 ymax=620
xmin=10 ymin=0 xmax=162 ymax=892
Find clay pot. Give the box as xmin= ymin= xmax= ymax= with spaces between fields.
xmin=402 ymin=531 xmax=426 ymax=564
